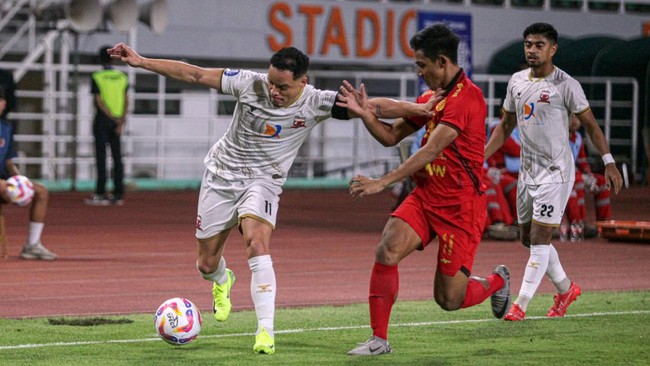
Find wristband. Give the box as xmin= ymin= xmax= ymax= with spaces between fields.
xmin=602 ymin=153 xmax=615 ymax=165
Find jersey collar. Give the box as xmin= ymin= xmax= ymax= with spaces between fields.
xmin=528 ymin=66 xmax=556 ymax=82
xmin=441 ymin=69 xmax=465 ymax=97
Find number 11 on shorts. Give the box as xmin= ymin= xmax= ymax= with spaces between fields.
xmin=265 ymin=200 xmax=273 ymax=215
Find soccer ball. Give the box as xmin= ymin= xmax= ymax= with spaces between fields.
xmin=154 ymin=297 xmax=202 ymax=345
xmin=6 ymin=175 xmax=35 ymax=207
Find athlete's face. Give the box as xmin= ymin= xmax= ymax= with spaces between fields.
xmin=0 ymin=97 xmax=6 ymax=116
xmin=267 ymin=66 xmax=307 ymax=108
xmin=523 ymin=34 xmax=557 ymax=69
xmin=414 ymin=50 xmax=446 ymax=90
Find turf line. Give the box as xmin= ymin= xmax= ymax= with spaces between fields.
xmin=1 ymin=309 xmax=648 ymax=350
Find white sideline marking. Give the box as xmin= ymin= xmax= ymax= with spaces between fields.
xmin=1 ymin=310 xmax=648 ymax=350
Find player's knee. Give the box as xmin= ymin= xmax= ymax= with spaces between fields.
xmin=196 ymin=257 xmax=216 ymax=274
xmin=434 ymin=293 xmax=462 ymax=311
xmin=246 ymin=239 xmax=269 ymax=258
xmin=374 ymin=243 xmax=400 ymax=266
xmin=33 ymin=182 xmax=48 ymax=202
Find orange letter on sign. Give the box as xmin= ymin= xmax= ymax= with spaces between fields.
xmin=298 ymin=5 xmax=324 ymax=55
xmin=400 ymin=9 xmax=416 ymax=58
xmin=267 ymin=2 xmax=292 ymax=52
xmin=385 ymin=9 xmax=395 ymax=58
xmin=356 ymin=9 xmax=380 ymax=58
xmin=320 ymin=7 xmax=349 ymax=56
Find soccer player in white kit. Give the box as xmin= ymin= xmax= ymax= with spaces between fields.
xmin=108 ymin=43 xmax=433 ymax=353
xmin=485 ymin=23 xmax=622 ymax=321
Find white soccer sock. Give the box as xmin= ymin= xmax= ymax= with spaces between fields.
xmin=546 ymin=244 xmax=571 ymax=293
xmin=516 ymin=244 xmax=551 ymax=312
xmin=198 ymin=256 xmax=228 ymax=284
xmin=27 ymin=222 xmax=44 ymax=246
xmin=249 ymin=254 xmax=275 ymax=337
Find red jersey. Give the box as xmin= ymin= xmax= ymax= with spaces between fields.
xmin=406 ymin=71 xmax=486 ymax=206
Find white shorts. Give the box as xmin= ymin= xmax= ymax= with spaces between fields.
xmin=195 ymin=169 xmax=282 ymax=240
xmin=517 ymin=181 xmax=573 ymax=226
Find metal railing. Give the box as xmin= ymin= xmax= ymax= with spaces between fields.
xmin=2 ymin=61 xmax=640 ymax=185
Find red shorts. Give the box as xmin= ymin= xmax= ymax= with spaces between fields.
xmin=392 ymin=191 xmax=487 ymax=276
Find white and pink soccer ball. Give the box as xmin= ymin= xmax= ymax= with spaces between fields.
xmin=154 ymin=297 xmax=202 ymax=345
xmin=6 ymin=175 xmax=35 ymax=207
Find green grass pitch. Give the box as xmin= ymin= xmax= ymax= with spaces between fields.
xmin=1 ymin=290 xmax=648 ymax=365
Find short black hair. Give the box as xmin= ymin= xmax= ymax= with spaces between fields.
xmin=0 ymin=85 xmax=6 ymax=100
xmin=270 ymin=47 xmax=309 ymax=80
xmin=98 ymin=45 xmax=112 ymax=64
xmin=409 ymin=23 xmax=459 ymax=64
xmin=523 ymin=23 xmax=558 ymax=44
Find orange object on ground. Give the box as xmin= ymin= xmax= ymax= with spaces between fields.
xmin=597 ymin=220 xmax=650 ymax=242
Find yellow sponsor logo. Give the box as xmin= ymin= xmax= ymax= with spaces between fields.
xmin=425 ymin=163 xmax=446 ymax=177
xmin=257 ymin=284 xmax=273 ymax=293
xmin=528 ymin=261 xmax=540 ymax=269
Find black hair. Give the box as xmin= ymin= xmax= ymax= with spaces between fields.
xmin=0 ymin=85 xmax=6 ymax=100
xmin=270 ymin=47 xmax=309 ymax=80
xmin=409 ymin=23 xmax=459 ymax=64
xmin=98 ymin=45 xmax=112 ymax=65
xmin=523 ymin=23 xmax=558 ymax=44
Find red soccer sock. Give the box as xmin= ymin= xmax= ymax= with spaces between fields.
xmin=369 ymin=262 xmax=399 ymax=340
xmin=460 ymin=273 xmax=505 ymax=309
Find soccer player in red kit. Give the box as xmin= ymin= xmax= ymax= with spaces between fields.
xmin=339 ymin=24 xmax=511 ymax=356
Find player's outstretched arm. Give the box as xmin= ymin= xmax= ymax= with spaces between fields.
xmin=368 ymin=88 xmax=443 ymax=119
xmin=349 ymin=122 xmax=458 ymax=199
xmin=108 ymin=43 xmax=224 ymax=91
xmin=337 ymin=81 xmax=415 ymax=147
xmin=338 ymin=80 xmax=441 ymax=119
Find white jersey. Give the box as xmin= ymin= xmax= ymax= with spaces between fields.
xmin=503 ymin=67 xmax=589 ymax=185
xmin=204 ymin=69 xmax=338 ymax=185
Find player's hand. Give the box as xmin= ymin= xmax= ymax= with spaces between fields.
xmin=108 ymin=43 xmax=143 ymax=67
xmin=337 ymin=80 xmax=369 ymax=118
xmin=349 ymin=174 xmax=386 ymax=199
xmin=604 ymin=164 xmax=623 ymax=194
xmin=419 ymin=87 xmax=445 ymax=116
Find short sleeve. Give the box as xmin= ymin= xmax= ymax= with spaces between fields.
xmin=565 ymin=77 xmax=590 ymax=114
xmin=220 ymin=69 xmax=256 ymax=97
